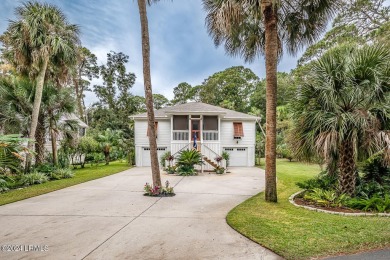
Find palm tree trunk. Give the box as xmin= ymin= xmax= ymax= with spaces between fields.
xmin=34 ymin=113 xmax=46 ymax=165
xmin=49 ymin=118 xmax=58 ymax=166
xmin=339 ymin=140 xmax=356 ymax=196
xmin=263 ymin=1 xmax=278 ymax=202
xmin=104 ymin=150 xmax=110 ymax=165
xmin=26 ymin=55 xmax=50 ymax=170
xmin=137 ymin=0 xmax=162 ymax=188
xmin=74 ymin=78 xmax=85 ymax=121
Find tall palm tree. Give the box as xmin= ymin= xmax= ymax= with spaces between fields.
xmin=203 ymin=0 xmax=338 ymax=202
xmin=137 ymin=0 xmax=162 ymax=187
xmin=0 ymin=1 xmax=79 ymax=169
xmin=291 ymin=44 xmax=390 ymax=196
xmin=0 ymin=76 xmax=76 ymax=165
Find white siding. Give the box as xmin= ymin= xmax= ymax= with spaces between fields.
xmin=221 ymin=120 xmax=256 ymax=166
xmin=134 ymin=119 xmax=171 ymax=166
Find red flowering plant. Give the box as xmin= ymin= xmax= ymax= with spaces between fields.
xmin=144 ymin=180 xmax=175 ymax=196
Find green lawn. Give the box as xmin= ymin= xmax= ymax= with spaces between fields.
xmin=227 ymin=159 xmax=390 ymax=260
xmin=0 ymin=161 xmax=131 ymax=206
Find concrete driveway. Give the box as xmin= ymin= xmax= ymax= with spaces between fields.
xmin=0 ymin=167 xmax=281 ymax=260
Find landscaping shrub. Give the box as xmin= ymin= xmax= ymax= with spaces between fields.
xmin=0 ymin=178 xmax=9 ymax=192
xmin=303 ymin=188 xmax=350 ymax=207
xmin=346 ymin=195 xmax=390 ymax=213
xmin=176 ymin=149 xmax=203 ymax=176
xmin=144 ymin=180 xmax=175 ymax=196
xmin=165 ymin=165 xmax=177 ymax=174
xmin=215 ymin=166 xmax=225 ymax=174
xmin=0 ymin=134 xmax=27 ymax=174
xmin=160 ymin=151 xmax=171 ymax=168
xmin=46 ymin=168 xmax=74 ymax=180
xmin=20 ymin=172 xmax=49 ymax=186
xmin=296 ymin=171 xmax=337 ymax=191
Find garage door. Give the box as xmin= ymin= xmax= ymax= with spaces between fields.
xmin=223 ymin=147 xmax=248 ymax=167
xmin=141 ymin=147 xmax=168 ymax=166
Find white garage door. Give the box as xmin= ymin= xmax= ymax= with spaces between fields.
xmin=141 ymin=147 xmax=168 ymax=166
xmin=223 ymin=147 xmax=248 ymax=167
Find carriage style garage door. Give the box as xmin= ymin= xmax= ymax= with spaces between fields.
xmin=223 ymin=147 xmax=248 ymax=167
xmin=141 ymin=147 xmax=168 ymax=166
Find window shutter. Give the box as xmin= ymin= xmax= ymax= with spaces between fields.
xmin=233 ymin=122 xmax=244 ymax=137
xmin=147 ymin=122 xmax=158 ymax=138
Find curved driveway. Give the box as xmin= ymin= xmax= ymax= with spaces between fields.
xmin=0 ymin=167 xmax=281 ymax=260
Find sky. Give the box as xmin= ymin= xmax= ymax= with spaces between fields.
xmin=0 ymin=0 xmax=303 ymax=105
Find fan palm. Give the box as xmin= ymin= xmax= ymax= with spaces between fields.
xmin=137 ymin=0 xmax=162 ymax=187
xmin=203 ymin=0 xmax=338 ymax=202
xmin=0 ymin=76 xmax=76 ymax=165
xmin=0 ymin=1 xmax=80 ymax=168
xmin=96 ymin=129 xmax=123 ymax=165
xmin=291 ymin=44 xmax=390 ymax=196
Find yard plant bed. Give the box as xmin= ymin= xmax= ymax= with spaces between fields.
xmin=0 ymin=161 xmax=131 ymax=206
xmin=227 ymin=160 xmax=390 ymax=260
xmin=293 ymin=197 xmax=365 ymax=214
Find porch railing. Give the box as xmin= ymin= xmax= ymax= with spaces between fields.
xmin=173 ymin=130 xmax=189 ymax=141
xmin=202 ymin=131 xmax=218 ymax=141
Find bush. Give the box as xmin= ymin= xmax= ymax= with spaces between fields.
xmin=361 ymin=153 xmax=390 ymax=185
xmin=47 ymin=168 xmax=74 ymax=180
xmin=160 ymin=151 xmax=172 ymax=167
xmin=164 ymin=165 xmax=177 ymax=174
xmin=215 ymin=166 xmax=225 ymax=174
xmin=20 ymin=172 xmax=49 ymax=186
xmin=296 ymin=171 xmax=337 ymax=191
xmin=0 ymin=178 xmax=9 ymax=192
xmin=144 ymin=180 xmax=175 ymax=196
xmin=303 ymin=188 xmax=350 ymax=208
xmin=0 ymin=134 xmax=27 ymax=174
xmin=346 ymin=195 xmax=390 ymax=213
xmin=176 ymin=149 xmax=203 ymax=175
xmin=34 ymin=163 xmax=54 ymax=174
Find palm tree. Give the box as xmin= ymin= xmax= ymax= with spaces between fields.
xmin=137 ymin=0 xmax=162 ymax=187
xmin=203 ymin=0 xmax=338 ymax=202
xmin=0 ymin=76 xmax=76 ymax=165
xmin=291 ymin=44 xmax=390 ymax=196
xmin=96 ymin=129 xmax=122 ymax=165
xmin=0 ymin=1 xmax=79 ymax=169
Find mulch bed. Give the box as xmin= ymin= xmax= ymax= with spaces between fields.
xmin=294 ymin=197 xmax=366 ymax=213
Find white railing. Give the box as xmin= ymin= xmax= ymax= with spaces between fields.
xmin=203 ymin=131 xmax=219 ymax=141
xmin=173 ymin=130 xmax=189 ymax=141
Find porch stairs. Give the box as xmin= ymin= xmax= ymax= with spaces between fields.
xmin=203 ymin=156 xmax=218 ymax=169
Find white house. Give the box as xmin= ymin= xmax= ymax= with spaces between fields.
xmin=132 ymin=102 xmax=258 ymax=168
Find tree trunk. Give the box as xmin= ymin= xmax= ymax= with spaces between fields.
xmin=34 ymin=114 xmax=46 ymax=165
xmin=104 ymin=150 xmax=110 ymax=165
xmin=74 ymin=78 xmax=85 ymax=121
xmin=137 ymin=0 xmax=162 ymax=188
xmin=338 ymin=140 xmax=356 ymax=196
xmin=263 ymin=1 xmax=278 ymax=202
xmin=50 ymin=117 xmax=58 ymax=166
xmin=26 ymin=55 xmax=50 ymax=171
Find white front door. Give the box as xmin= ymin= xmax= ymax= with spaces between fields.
xmin=141 ymin=147 xmax=168 ymax=166
xmin=223 ymin=147 xmax=248 ymax=167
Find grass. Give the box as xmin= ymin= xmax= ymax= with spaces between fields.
xmin=0 ymin=161 xmax=131 ymax=206
xmin=227 ymin=159 xmax=390 ymax=260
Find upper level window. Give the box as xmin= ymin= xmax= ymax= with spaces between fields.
xmin=233 ymin=122 xmax=244 ymax=138
xmin=203 ymin=116 xmax=218 ymax=131
xmin=173 ymin=115 xmax=188 ymax=130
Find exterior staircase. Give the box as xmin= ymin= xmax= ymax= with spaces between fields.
xmin=203 ymin=156 xmax=218 ymax=169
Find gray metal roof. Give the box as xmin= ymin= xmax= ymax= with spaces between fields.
xmin=132 ymin=102 xmax=259 ymax=120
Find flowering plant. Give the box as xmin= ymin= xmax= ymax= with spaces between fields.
xmin=144 ymin=180 xmax=175 ymax=196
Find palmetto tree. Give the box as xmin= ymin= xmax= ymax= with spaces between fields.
xmin=96 ymin=129 xmax=123 ymax=165
xmin=291 ymin=44 xmax=390 ymax=196
xmin=0 ymin=1 xmax=79 ymax=169
xmin=203 ymin=0 xmax=338 ymax=202
xmin=0 ymin=76 xmax=76 ymax=165
xmin=137 ymin=0 xmax=162 ymax=187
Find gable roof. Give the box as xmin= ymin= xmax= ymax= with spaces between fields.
xmin=132 ymin=102 xmax=259 ymax=120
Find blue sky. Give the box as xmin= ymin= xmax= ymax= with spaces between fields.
xmin=1 ymin=0 xmax=303 ymax=104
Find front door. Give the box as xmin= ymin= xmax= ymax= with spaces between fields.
xmin=191 ymin=120 xmax=200 ymax=141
